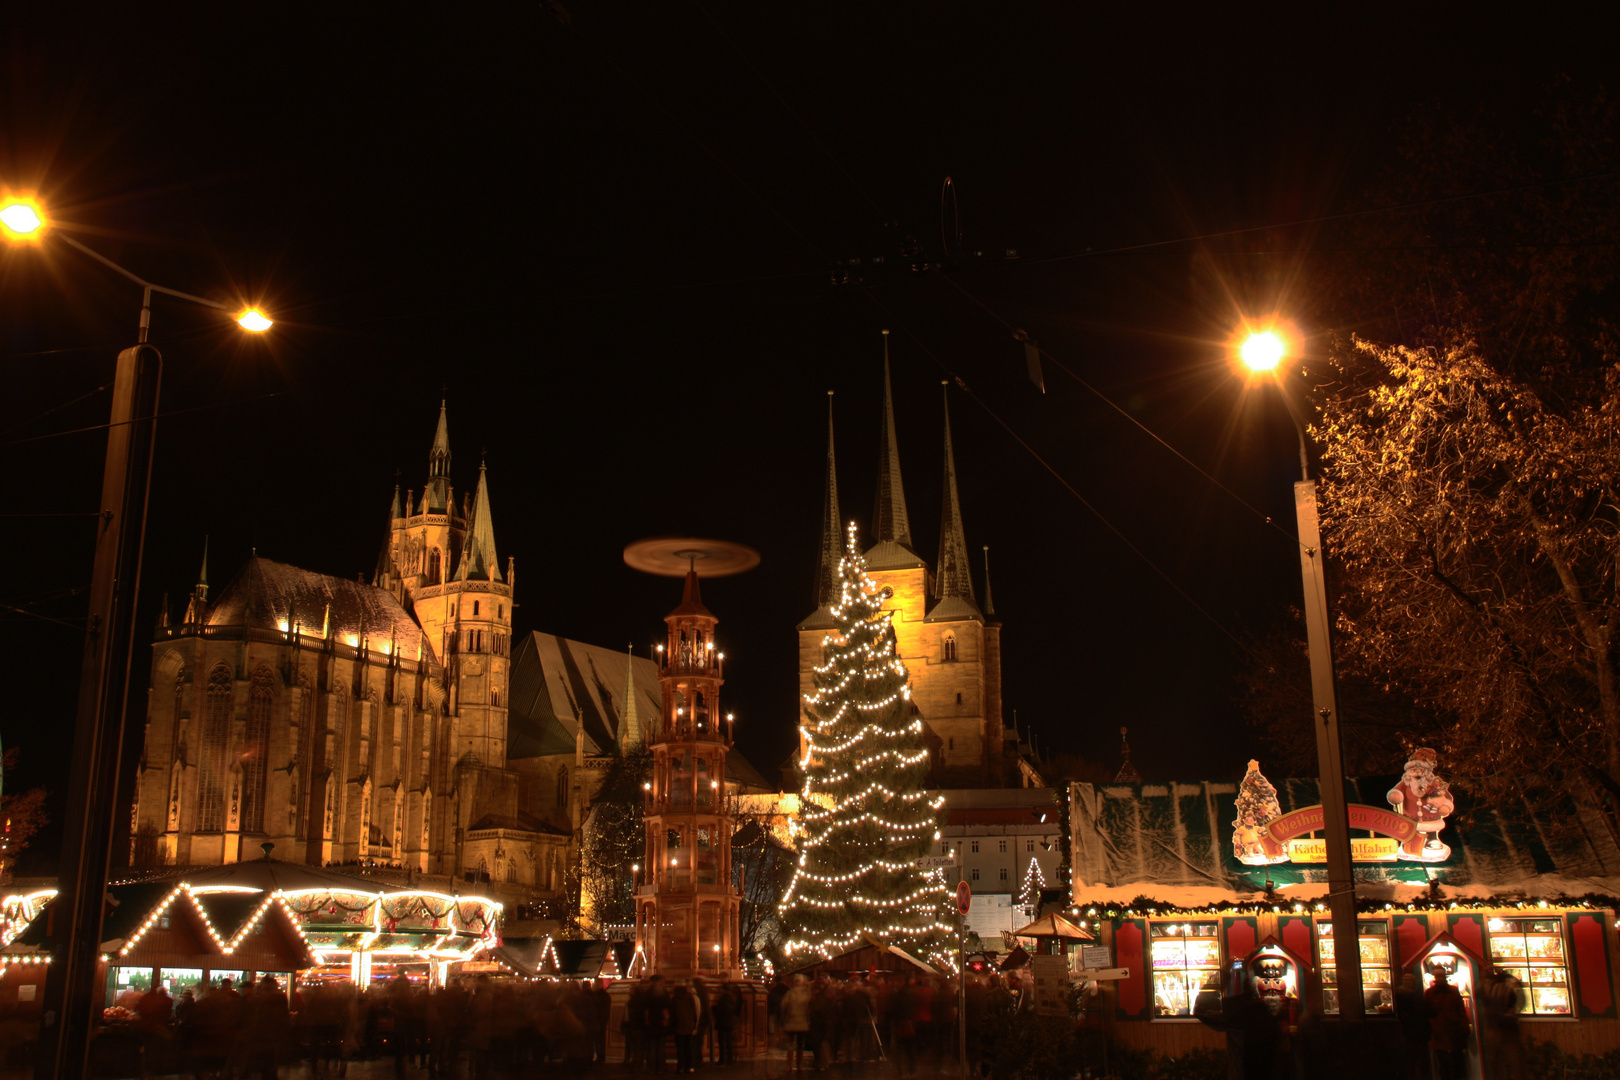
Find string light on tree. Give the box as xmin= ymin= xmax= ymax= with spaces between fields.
xmin=782 ymin=523 xmax=955 ymax=968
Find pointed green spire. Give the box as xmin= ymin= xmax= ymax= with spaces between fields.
xmin=455 ymin=459 xmax=502 ymax=582
xmin=812 ymin=391 xmax=842 ymax=608
xmin=620 ymin=644 xmax=642 ymax=748
xmin=935 ymin=384 xmax=974 ymax=603
xmin=872 ymin=331 xmax=912 ymax=549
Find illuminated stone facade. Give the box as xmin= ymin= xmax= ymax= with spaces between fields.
xmin=132 ymin=405 xmax=564 ymax=903
xmin=133 ymin=402 xmax=775 ymax=907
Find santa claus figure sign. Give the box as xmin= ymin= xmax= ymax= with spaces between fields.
xmin=1386 ymin=747 xmax=1454 ymax=862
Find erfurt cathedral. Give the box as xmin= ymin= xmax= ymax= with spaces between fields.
xmin=132 ymin=403 xmax=770 ymax=905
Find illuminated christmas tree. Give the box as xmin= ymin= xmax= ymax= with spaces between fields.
xmin=781 ymin=523 xmax=954 ymax=966
xmin=1017 ymin=857 xmax=1045 ymax=917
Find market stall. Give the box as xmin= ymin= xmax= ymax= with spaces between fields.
xmin=1067 ymin=755 xmax=1620 ymax=1061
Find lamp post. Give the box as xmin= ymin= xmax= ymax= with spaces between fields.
xmin=2 ymin=195 xmax=271 ymax=1077
xmin=1240 ymin=329 xmax=1364 ymax=1022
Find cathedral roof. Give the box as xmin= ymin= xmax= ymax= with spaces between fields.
xmin=208 ymin=556 xmax=433 ymax=662
xmin=508 ymin=632 xmax=662 ymax=759
xmin=467 ymin=811 xmax=570 ymax=836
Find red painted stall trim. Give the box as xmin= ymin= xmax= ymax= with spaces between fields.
xmin=1278 ymin=916 xmax=1313 ymax=971
xmin=1223 ymin=917 xmax=1257 ymax=962
xmin=1566 ymin=912 xmax=1615 ymax=1019
xmin=1114 ymin=919 xmax=1148 ymax=1019
xmin=1394 ymin=914 xmax=1430 ymax=970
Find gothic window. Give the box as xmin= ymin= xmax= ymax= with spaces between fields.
xmin=556 ymin=766 xmax=569 ymax=809
xmin=427 ymin=548 xmax=441 ymax=585
xmin=197 ymin=665 xmax=233 ymax=832
xmin=507 ymin=862 xmax=516 ymax=883
xmin=491 ymin=686 xmax=501 ymax=707
xmin=171 ymin=676 xmax=186 ymax=760
xmin=240 ymin=667 xmax=274 ymax=833
xmin=943 ymin=633 xmax=957 ymax=662
xmin=297 ymin=675 xmax=314 ymax=838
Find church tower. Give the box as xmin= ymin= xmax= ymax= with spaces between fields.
xmin=796 ymin=339 xmax=1009 ymax=787
xmin=381 ymin=403 xmax=513 ymax=770
xmin=636 ymin=569 xmax=744 ymax=979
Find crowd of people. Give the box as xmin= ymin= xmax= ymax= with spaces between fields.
xmin=103 ymin=966 xmax=1012 ymax=1078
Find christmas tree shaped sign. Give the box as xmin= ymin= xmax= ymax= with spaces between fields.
xmin=781 ymin=523 xmax=955 ymax=969
xmin=1233 ymin=759 xmax=1289 ymax=865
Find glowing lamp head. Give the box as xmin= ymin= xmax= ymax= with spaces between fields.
xmin=1240 ymin=330 xmax=1286 ymax=373
xmin=0 ymin=197 xmax=46 ymax=241
xmin=236 ymin=308 xmax=273 ymax=333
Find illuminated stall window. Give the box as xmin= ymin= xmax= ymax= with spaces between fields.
xmin=1318 ymin=920 xmax=1393 ymax=1015
xmin=1487 ymin=918 xmax=1572 ymax=1016
xmin=109 ymin=967 xmax=154 ymax=997
xmin=161 ymin=967 xmax=205 ymax=994
xmin=1149 ymin=921 xmax=1221 ymax=1018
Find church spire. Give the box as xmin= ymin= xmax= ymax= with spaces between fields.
xmin=811 ymin=392 xmax=842 ymax=609
xmin=934 ymin=383 xmax=975 ymax=606
xmin=424 ymin=400 xmax=452 ymax=513
xmin=429 ymin=400 xmax=451 ymax=477
xmin=620 ymin=644 xmax=643 ymax=748
xmin=195 ymin=536 xmax=209 ymax=601
xmin=183 ymin=537 xmax=210 ymax=624
xmin=982 ymin=545 xmax=996 ymax=618
xmin=872 ymin=330 xmax=912 ymax=549
xmin=455 ymin=458 xmax=502 ymax=582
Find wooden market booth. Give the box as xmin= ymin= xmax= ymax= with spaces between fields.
xmin=1066 ymin=768 xmax=1620 ymax=1066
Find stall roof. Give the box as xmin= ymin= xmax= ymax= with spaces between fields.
xmin=1070 ymin=775 xmax=1620 ymax=905
xmin=787 ymin=937 xmax=940 ymax=977
xmin=1011 ymin=913 xmax=1094 ymax=940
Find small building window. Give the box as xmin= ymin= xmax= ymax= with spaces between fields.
xmin=998 ymin=839 xmax=1007 ymax=853
xmin=948 ymin=737 xmax=954 ymax=751
xmin=1026 ymin=839 xmax=1035 ymax=852
xmin=473 ymin=601 xmax=480 ymax=617
xmin=970 ymin=840 xmax=980 ymax=853
xmin=1150 ymin=922 xmax=1222 ymax=1018
xmin=1318 ymin=920 xmax=1393 ymax=1015
xmin=498 ymin=604 xmax=504 ymax=619
xmin=941 ymin=842 xmax=950 ymax=855
xmin=970 ymin=868 xmax=980 ymax=881
xmin=1486 ymin=917 xmax=1572 ymax=1015
xmin=998 ymin=868 xmax=1008 ymax=881
xmin=956 ymin=692 xmax=963 ymax=705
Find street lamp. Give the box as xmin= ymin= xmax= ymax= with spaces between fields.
xmin=1239 ymin=326 xmax=1365 ymax=1022
xmin=2 ymin=193 xmax=273 ymax=1077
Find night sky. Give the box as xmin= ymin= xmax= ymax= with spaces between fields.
xmin=1 ymin=5 xmax=1609 ymax=871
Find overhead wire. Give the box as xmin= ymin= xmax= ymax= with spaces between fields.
xmin=937 ymin=274 xmax=1303 ymax=550
xmin=663 ymin=0 xmax=1269 ymax=657
xmin=859 ymin=285 xmax=1258 ymax=657
xmin=0 ymin=390 xmax=293 ymax=447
